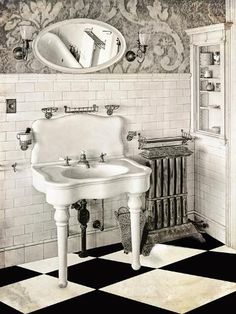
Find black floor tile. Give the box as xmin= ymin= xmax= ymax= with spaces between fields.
xmin=47 ymin=258 xmax=154 ymax=289
xmin=185 ymin=291 xmax=236 ymax=313
xmin=165 ymin=233 xmax=223 ymax=251
xmin=30 ymin=290 xmax=177 ymax=313
xmin=0 ymin=266 xmax=41 ymax=287
xmin=161 ymin=251 xmax=236 ymax=282
xmin=0 ymin=302 xmax=22 ymax=314
xmin=76 ymin=242 xmax=123 ymax=257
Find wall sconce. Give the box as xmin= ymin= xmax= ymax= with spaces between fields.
xmin=17 ymin=128 xmax=32 ymax=151
xmin=125 ymin=32 xmax=150 ymax=63
xmin=13 ymin=25 xmax=34 ymax=61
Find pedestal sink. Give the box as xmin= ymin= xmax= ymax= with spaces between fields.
xmin=31 ymin=114 xmax=151 ymax=287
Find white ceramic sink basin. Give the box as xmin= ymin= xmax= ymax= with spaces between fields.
xmin=62 ymin=163 xmax=128 ymax=179
xmin=32 ymin=158 xmax=151 ymax=204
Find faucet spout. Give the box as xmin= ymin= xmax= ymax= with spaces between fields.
xmin=78 ymin=151 xmax=90 ymax=168
xmin=84 ymin=160 xmax=90 ymax=168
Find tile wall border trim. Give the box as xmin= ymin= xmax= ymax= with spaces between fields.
xmin=0 ymin=73 xmax=191 ymax=82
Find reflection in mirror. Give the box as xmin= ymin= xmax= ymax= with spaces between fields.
xmin=33 ymin=18 xmax=126 ymax=73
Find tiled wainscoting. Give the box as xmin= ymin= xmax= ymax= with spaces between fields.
xmin=0 ymin=73 xmax=193 ymax=267
xmin=194 ymin=137 xmax=226 ymax=243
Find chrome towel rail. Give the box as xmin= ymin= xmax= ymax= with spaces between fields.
xmin=138 ymin=129 xmax=193 ymax=149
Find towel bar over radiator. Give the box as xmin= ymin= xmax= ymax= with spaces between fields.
xmin=140 ymin=142 xmax=205 ymax=255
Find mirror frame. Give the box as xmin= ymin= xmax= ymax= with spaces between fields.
xmin=32 ymin=18 xmax=126 ymax=74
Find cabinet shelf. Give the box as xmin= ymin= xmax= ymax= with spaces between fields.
xmin=199 ymin=128 xmax=221 ymax=135
xmin=199 ymin=64 xmax=220 ymax=68
xmin=200 ymin=77 xmax=220 ymax=81
xmin=200 ymin=105 xmax=221 ymax=110
xmin=200 ymin=90 xmax=221 ymax=93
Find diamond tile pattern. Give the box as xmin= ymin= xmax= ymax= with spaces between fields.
xmin=0 ymin=235 xmax=236 ymax=314
xmin=161 ymin=251 xmax=236 ymax=282
xmin=47 ymin=258 xmax=153 ymax=289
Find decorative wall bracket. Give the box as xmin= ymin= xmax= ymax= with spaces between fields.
xmin=41 ymin=107 xmax=58 ymax=119
xmin=64 ymin=104 xmax=98 ymax=114
xmin=105 ymin=105 xmax=119 ymax=115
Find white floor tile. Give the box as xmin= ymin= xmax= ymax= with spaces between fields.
xmin=101 ymin=269 xmax=236 ymax=313
xmin=0 ymin=275 xmax=93 ymax=314
xmin=101 ymin=244 xmax=205 ymax=268
xmin=19 ymin=253 xmax=94 ymax=273
xmin=211 ymin=245 xmax=236 ymax=254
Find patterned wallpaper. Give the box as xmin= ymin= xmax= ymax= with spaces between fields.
xmin=0 ymin=0 xmax=225 ymax=73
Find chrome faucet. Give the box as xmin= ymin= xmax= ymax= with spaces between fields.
xmin=99 ymin=153 xmax=107 ymax=163
xmin=78 ymin=151 xmax=90 ymax=168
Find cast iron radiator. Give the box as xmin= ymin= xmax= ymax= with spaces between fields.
xmin=140 ymin=145 xmax=205 ymax=255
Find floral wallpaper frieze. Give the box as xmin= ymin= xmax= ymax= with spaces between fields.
xmin=0 ymin=0 xmax=225 ymax=73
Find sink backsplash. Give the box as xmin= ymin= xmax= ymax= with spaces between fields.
xmin=0 ymin=72 xmax=193 ymax=267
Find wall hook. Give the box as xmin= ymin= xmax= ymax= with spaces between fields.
xmin=41 ymin=107 xmax=58 ymax=119
xmin=105 ymin=105 xmax=119 ymax=115
xmin=12 ymin=162 xmax=17 ymax=172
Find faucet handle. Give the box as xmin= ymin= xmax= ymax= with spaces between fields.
xmin=59 ymin=156 xmax=71 ymax=166
xmin=99 ymin=153 xmax=107 ymax=162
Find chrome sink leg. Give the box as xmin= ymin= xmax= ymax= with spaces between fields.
xmin=128 ymin=193 xmax=142 ymax=270
xmin=54 ymin=205 xmax=70 ymax=288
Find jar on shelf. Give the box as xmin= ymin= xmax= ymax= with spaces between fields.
xmin=215 ymin=83 xmax=221 ymax=92
xmin=206 ymin=82 xmax=214 ymax=91
xmin=200 ymin=52 xmax=213 ymax=66
xmin=213 ymin=51 xmax=220 ymax=65
xmin=203 ymin=70 xmax=212 ymax=78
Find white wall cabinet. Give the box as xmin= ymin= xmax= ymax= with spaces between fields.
xmin=186 ymin=23 xmax=231 ymax=139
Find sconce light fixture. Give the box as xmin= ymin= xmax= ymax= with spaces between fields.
xmin=13 ymin=25 xmax=34 ymax=61
xmin=125 ymin=32 xmax=150 ymax=63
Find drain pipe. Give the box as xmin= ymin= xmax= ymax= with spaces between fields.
xmin=93 ymin=199 xmax=105 ymax=231
xmin=72 ymin=199 xmax=90 ymax=258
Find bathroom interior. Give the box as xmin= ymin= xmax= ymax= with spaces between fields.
xmin=1 ymin=0 xmax=236 ymax=313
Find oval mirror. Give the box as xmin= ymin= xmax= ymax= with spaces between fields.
xmin=32 ymin=18 xmax=126 ymax=73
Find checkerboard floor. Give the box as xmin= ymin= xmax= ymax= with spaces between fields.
xmin=1 ymin=233 xmax=236 ymax=313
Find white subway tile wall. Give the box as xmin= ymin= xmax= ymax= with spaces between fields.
xmin=0 ymin=73 xmax=194 ymax=267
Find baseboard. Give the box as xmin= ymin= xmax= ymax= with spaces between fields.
xmin=193 ymin=212 xmax=225 ymax=243
xmin=0 ymin=227 xmax=121 ymax=268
